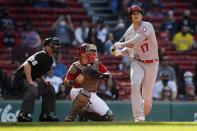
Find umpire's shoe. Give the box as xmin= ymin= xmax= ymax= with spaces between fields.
xmin=17 ymin=112 xmax=32 ymax=122
xmin=39 ymin=113 xmax=59 ymax=122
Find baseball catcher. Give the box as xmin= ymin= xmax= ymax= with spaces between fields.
xmin=64 ymin=43 xmax=114 ymax=122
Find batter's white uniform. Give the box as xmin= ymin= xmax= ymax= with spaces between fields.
xmin=117 ymin=21 xmax=159 ymax=121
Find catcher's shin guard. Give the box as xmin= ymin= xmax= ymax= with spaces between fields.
xmin=65 ymin=89 xmax=91 ymax=122
xmin=78 ymin=109 xmax=114 ymax=122
xmin=78 ymin=110 xmax=101 ymax=121
xmin=101 ymin=110 xmax=114 ymax=121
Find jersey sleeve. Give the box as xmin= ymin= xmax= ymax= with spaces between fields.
xmin=27 ymin=53 xmax=42 ymax=68
xmin=98 ymin=62 xmax=108 ymax=73
xmin=170 ymin=81 xmax=177 ymax=93
xmin=121 ymin=22 xmax=155 ymax=48
xmin=121 ymin=32 xmax=147 ymax=48
xmin=66 ymin=64 xmax=79 ymax=80
xmin=139 ymin=22 xmax=154 ymax=37
xmin=153 ymin=81 xmax=162 ymax=99
xmin=172 ymin=33 xmax=179 ymax=45
xmin=188 ymin=35 xmax=194 ymax=45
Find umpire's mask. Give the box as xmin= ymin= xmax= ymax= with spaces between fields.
xmin=50 ymin=37 xmax=62 ymax=56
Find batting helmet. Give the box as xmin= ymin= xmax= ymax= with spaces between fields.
xmin=79 ymin=43 xmax=97 ymax=62
xmin=128 ymin=5 xmax=142 ymax=14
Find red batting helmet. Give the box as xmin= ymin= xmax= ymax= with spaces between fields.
xmin=128 ymin=5 xmax=142 ymax=14
xmin=79 ymin=43 xmax=97 ymax=62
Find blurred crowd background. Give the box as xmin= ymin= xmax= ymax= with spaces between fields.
xmin=0 ymin=0 xmax=197 ymax=102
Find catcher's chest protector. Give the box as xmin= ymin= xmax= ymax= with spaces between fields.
xmin=74 ymin=61 xmax=100 ymax=92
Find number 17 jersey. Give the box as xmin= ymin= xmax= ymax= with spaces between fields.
xmin=124 ymin=21 xmax=158 ymax=60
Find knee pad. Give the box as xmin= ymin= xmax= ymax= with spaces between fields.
xmin=80 ymin=88 xmax=91 ymax=97
xmin=71 ymin=89 xmax=91 ymax=115
xmin=101 ymin=110 xmax=114 ymax=121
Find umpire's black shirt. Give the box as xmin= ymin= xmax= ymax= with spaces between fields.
xmin=16 ymin=50 xmax=53 ymax=80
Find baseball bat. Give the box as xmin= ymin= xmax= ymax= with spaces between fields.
xmin=111 ymin=48 xmax=115 ymax=52
xmin=111 ymin=27 xmax=130 ymax=53
xmin=111 ymin=35 xmax=124 ymax=53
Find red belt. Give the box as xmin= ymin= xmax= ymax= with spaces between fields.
xmin=135 ymin=58 xmax=158 ymax=63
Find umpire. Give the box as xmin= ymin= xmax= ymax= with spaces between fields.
xmin=12 ymin=37 xmax=61 ymax=122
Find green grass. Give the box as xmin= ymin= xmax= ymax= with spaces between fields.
xmin=1 ymin=122 xmax=197 ymax=131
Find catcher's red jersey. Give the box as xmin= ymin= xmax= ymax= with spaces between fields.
xmin=66 ymin=60 xmax=107 ymax=88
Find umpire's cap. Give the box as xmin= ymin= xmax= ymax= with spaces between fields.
xmin=128 ymin=5 xmax=142 ymax=14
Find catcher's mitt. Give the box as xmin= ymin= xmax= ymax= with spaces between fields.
xmin=83 ymin=67 xmax=101 ymax=79
xmin=83 ymin=67 xmax=109 ymax=80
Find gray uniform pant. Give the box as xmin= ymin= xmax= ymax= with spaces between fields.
xmin=20 ymin=79 xmax=56 ymax=114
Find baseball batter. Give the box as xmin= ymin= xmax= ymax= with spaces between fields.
xmin=111 ymin=5 xmax=159 ymax=122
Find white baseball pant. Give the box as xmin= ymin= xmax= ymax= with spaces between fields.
xmin=70 ymin=88 xmax=110 ymax=116
xmin=130 ymin=59 xmax=158 ymax=121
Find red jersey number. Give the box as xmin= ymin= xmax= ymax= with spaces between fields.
xmin=140 ymin=43 xmax=149 ymax=53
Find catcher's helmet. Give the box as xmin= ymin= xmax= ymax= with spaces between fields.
xmin=79 ymin=43 xmax=97 ymax=62
xmin=128 ymin=5 xmax=142 ymax=14
xmin=43 ymin=37 xmax=61 ymax=54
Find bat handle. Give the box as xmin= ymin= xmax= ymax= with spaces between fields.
xmin=111 ymin=48 xmax=115 ymax=52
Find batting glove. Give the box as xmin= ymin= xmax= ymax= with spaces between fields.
xmin=113 ymin=49 xmax=121 ymax=56
xmin=110 ymin=45 xmax=121 ymax=56
xmin=113 ymin=42 xmax=124 ymax=49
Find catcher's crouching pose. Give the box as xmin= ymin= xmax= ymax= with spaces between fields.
xmin=64 ymin=43 xmax=114 ymax=122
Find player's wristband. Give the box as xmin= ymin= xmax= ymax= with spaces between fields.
xmin=69 ymin=80 xmax=76 ymax=85
xmin=99 ymin=73 xmax=110 ymax=80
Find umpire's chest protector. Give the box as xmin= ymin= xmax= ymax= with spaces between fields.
xmin=73 ymin=61 xmax=100 ymax=92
